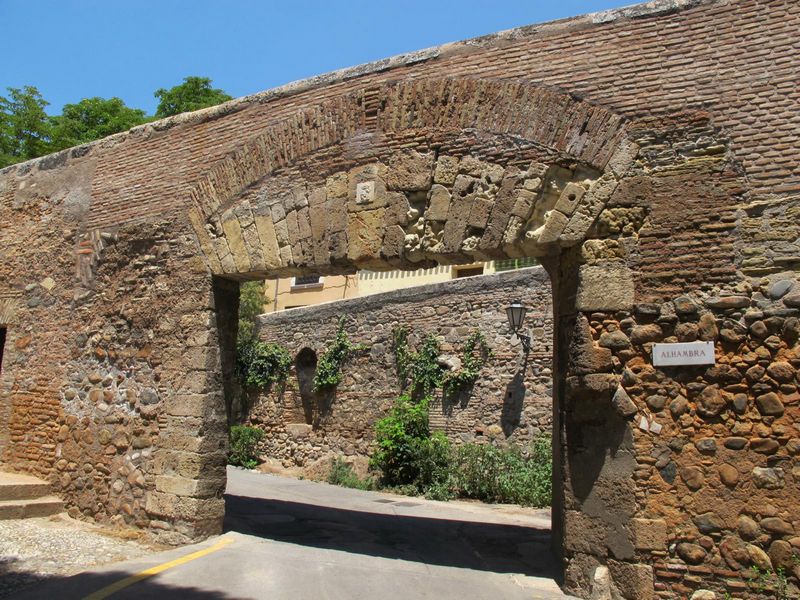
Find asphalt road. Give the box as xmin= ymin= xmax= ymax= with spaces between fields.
xmin=17 ymin=467 xmax=575 ymax=599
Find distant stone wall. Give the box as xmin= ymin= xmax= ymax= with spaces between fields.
xmin=248 ymin=267 xmax=553 ymax=469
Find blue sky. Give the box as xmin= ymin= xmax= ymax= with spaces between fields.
xmin=1 ymin=1 xmax=633 ymax=115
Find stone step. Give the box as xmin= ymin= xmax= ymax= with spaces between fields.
xmin=0 ymin=496 xmax=64 ymax=520
xmin=0 ymin=471 xmax=52 ymax=501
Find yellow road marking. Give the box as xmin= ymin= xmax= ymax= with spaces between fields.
xmin=83 ymin=536 xmax=235 ymax=600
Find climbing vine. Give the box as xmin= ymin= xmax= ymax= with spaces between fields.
xmin=392 ymin=325 xmax=412 ymax=384
xmin=313 ymin=317 xmax=368 ymax=391
xmin=236 ymin=339 xmax=292 ymax=389
xmin=443 ymin=331 xmax=492 ymax=397
xmin=410 ymin=334 xmax=445 ymax=399
xmin=391 ymin=326 xmax=491 ymax=400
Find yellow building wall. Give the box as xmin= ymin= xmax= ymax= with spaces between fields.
xmin=262 ymin=259 xmax=536 ymax=312
xmin=357 ymin=263 xmax=494 ymax=296
xmin=263 ymin=274 xmax=359 ymax=312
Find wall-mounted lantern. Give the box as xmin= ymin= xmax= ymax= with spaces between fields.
xmin=506 ymin=300 xmax=532 ymax=353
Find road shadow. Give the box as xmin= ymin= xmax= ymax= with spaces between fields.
xmin=3 ymin=567 xmax=232 ymax=600
xmin=223 ymin=493 xmax=558 ymax=580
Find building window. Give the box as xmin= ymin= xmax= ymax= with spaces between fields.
xmin=453 ymin=265 xmax=484 ymax=279
xmin=494 ymin=257 xmax=538 ymax=272
xmin=290 ymin=275 xmax=324 ymax=289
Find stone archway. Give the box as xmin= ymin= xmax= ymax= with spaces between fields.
xmin=171 ymin=78 xmax=747 ymax=598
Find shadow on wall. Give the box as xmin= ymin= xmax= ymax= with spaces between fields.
xmin=502 ymin=367 xmax=527 ymax=436
xmin=287 ymin=347 xmax=336 ymax=429
xmin=566 ymin=393 xmax=631 ymax=501
xmin=441 ymin=384 xmax=474 ymax=416
xmin=313 ymin=387 xmax=336 ymax=429
xmin=565 ymin=387 xmax=637 ymax=563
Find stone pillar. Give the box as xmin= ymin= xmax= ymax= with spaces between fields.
xmin=555 ymin=248 xmax=654 ymax=599
xmin=144 ymin=277 xmax=233 ymax=544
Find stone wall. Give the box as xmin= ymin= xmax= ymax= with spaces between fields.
xmin=0 ymin=1 xmax=798 ymax=597
xmin=248 ymin=268 xmax=553 ymax=470
xmin=560 ymin=271 xmax=800 ymax=599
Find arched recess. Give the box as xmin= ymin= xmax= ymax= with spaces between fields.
xmin=180 ymin=78 xmax=743 ymax=599
xmin=294 ymin=347 xmax=317 ymax=426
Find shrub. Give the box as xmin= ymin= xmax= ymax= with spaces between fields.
xmin=327 ymin=458 xmax=376 ymax=491
xmin=415 ymin=432 xmax=453 ymax=500
xmin=369 ymin=395 xmax=452 ymax=497
xmin=369 ymin=395 xmax=552 ymax=507
xmin=370 ymin=395 xmax=433 ymax=487
xmin=228 ymin=425 xmax=265 ymax=469
xmin=452 ymin=437 xmax=552 ymax=507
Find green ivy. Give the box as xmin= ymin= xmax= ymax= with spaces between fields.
xmin=443 ymin=331 xmax=492 ymax=397
xmin=312 ymin=317 xmax=368 ymax=391
xmin=392 ymin=325 xmax=412 ymax=384
xmin=409 ymin=334 xmax=445 ymax=399
xmin=236 ymin=338 xmax=292 ymax=389
xmin=391 ymin=326 xmax=491 ymax=400
xmin=392 ymin=327 xmax=444 ymax=399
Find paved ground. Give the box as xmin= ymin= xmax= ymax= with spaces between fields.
xmin=13 ymin=467 xmax=575 ymax=599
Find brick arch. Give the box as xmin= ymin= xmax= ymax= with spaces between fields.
xmin=186 ymin=78 xmax=639 ymax=277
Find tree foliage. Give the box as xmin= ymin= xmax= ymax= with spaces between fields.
xmin=50 ymin=97 xmax=147 ymax=151
xmin=0 ymin=86 xmax=51 ymax=167
xmin=0 ymin=76 xmax=232 ymax=168
xmin=154 ymin=76 xmax=232 ymax=118
xmin=238 ymin=281 xmax=266 ymax=342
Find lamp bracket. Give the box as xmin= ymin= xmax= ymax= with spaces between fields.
xmin=515 ymin=330 xmax=532 ymax=354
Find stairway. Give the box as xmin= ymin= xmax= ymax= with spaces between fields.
xmin=0 ymin=471 xmax=64 ymax=519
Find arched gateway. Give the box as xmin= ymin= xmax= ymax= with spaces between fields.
xmin=1 ymin=2 xmax=798 ymax=598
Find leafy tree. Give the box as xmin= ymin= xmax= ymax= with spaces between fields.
xmin=49 ymin=97 xmax=147 ymax=151
xmin=238 ymin=281 xmax=266 ymax=342
xmin=153 ymin=76 xmax=232 ymax=118
xmin=0 ymin=86 xmax=51 ymax=168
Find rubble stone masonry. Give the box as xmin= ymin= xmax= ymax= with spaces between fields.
xmin=0 ymin=1 xmax=798 ymax=597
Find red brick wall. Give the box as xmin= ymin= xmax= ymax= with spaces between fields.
xmin=0 ymin=0 xmax=785 ymax=231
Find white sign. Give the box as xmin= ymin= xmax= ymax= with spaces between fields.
xmin=652 ymin=342 xmax=715 ymax=367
